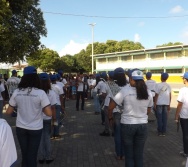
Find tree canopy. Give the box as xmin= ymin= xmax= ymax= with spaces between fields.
xmin=0 ymin=0 xmax=47 ymax=63
xmin=156 ymin=42 xmax=183 ymax=48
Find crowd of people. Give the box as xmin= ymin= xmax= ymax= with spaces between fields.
xmin=0 ymin=66 xmax=188 ymax=167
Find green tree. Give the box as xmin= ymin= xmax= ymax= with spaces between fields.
xmin=27 ymin=48 xmax=59 ymax=72
xmin=156 ymin=42 xmax=183 ymax=48
xmin=0 ymin=0 xmax=47 ymax=63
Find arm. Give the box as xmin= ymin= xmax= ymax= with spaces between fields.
xmin=43 ymin=105 xmax=52 ymax=117
xmin=60 ymin=94 xmax=64 ymax=111
xmin=6 ymin=105 xmax=14 ymax=114
xmin=168 ymin=92 xmax=171 ymax=112
xmin=154 ymin=93 xmax=158 ymax=110
xmin=175 ymin=101 xmax=183 ymax=121
xmin=108 ymin=99 xmax=117 ymax=120
xmin=147 ymin=107 xmax=151 ymax=115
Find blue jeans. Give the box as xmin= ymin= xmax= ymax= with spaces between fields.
xmin=0 ymin=100 xmax=3 ymax=118
xmin=113 ymin=112 xmax=124 ymax=157
xmin=16 ymin=127 xmax=42 ymax=167
xmin=121 ymin=124 xmax=148 ymax=167
xmin=156 ymin=105 xmax=168 ymax=133
xmin=52 ymin=105 xmax=61 ymax=136
xmin=180 ymin=118 xmax=188 ymax=154
xmin=92 ymin=92 xmax=100 ymax=113
xmin=38 ymin=119 xmax=52 ymax=160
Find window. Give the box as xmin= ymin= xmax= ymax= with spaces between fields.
xmin=166 ymin=51 xmax=181 ymax=59
xmin=133 ymin=54 xmax=146 ymax=62
xmin=108 ymin=57 xmax=118 ymax=63
xmin=150 ymin=53 xmax=163 ymax=60
xmin=121 ymin=56 xmax=132 ymax=62
xmin=166 ymin=69 xmax=182 ymax=73
xmin=185 ymin=50 xmax=188 ymax=57
xmin=97 ymin=58 xmax=106 ymax=63
xmin=150 ymin=69 xmax=164 ymax=74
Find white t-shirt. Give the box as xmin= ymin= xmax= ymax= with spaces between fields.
xmin=43 ymin=89 xmax=57 ymax=120
xmin=87 ymin=78 xmax=93 ymax=87
xmin=56 ymin=81 xmax=65 ymax=90
xmin=6 ymin=77 xmax=20 ymax=95
xmin=9 ymin=88 xmax=50 ymax=130
xmin=0 ymin=119 xmax=17 ymax=167
xmin=177 ymin=87 xmax=188 ymax=118
xmin=77 ymin=77 xmax=84 ymax=92
xmin=113 ymin=86 xmax=153 ymax=124
xmin=155 ymin=82 xmax=171 ymax=105
xmin=0 ymin=83 xmax=5 ymax=100
xmin=51 ymin=83 xmax=64 ymax=105
xmin=145 ymin=79 xmax=156 ymax=97
xmin=61 ymin=78 xmax=67 ymax=85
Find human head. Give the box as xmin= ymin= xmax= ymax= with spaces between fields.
xmin=114 ymin=67 xmax=126 ymax=87
xmin=108 ymin=71 xmax=114 ymax=80
xmin=12 ymin=70 xmax=17 ymax=76
xmin=146 ymin=72 xmax=152 ymax=79
xmin=182 ymin=72 xmax=188 ymax=84
xmin=18 ymin=66 xmax=40 ymax=89
xmin=50 ymin=74 xmax=57 ymax=83
xmin=39 ymin=73 xmax=51 ymax=94
xmin=101 ymin=72 xmax=107 ymax=81
xmin=161 ymin=72 xmax=169 ymax=81
xmin=130 ymin=69 xmax=148 ymax=100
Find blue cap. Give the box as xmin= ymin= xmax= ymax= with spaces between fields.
xmin=114 ymin=67 xmax=125 ymax=75
xmin=146 ymin=72 xmax=152 ymax=78
xmin=39 ymin=73 xmax=49 ymax=80
xmin=56 ymin=74 xmax=61 ymax=80
xmin=24 ymin=66 xmax=37 ymax=75
xmin=95 ymin=73 xmax=100 ymax=77
xmin=12 ymin=70 xmax=17 ymax=75
xmin=183 ymin=72 xmax=188 ymax=79
xmin=131 ymin=69 xmax=143 ymax=80
xmin=50 ymin=74 xmax=57 ymax=81
xmin=108 ymin=71 xmax=114 ymax=78
xmin=161 ymin=72 xmax=169 ymax=80
xmin=101 ymin=72 xmax=107 ymax=78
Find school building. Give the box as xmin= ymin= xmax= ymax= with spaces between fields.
xmin=93 ymin=44 xmax=188 ymax=83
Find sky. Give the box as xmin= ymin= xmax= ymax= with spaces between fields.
xmin=39 ymin=0 xmax=188 ymax=57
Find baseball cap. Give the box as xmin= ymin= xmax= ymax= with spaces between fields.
xmin=108 ymin=71 xmax=114 ymax=78
xmin=56 ymin=74 xmax=61 ymax=80
xmin=101 ymin=72 xmax=107 ymax=78
xmin=50 ymin=74 xmax=57 ymax=81
xmin=95 ymin=73 xmax=100 ymax=78
xmin=58 ymin=70 xmax=63 ymax=75
xmin=131 ymin=69 xmax=143 ymax=80
xmin=12 ymin=70 xmax=17 ymax=75
xmin=161 ymin=72 xmax=169 ymax=80
xmin=24 ymin=66 xmax=37 ymax=75
xmin=114 ymin=67 xmax=125 ymax=75
xmin=39 ymin=73 xmax=49 ymax=80
xmin=183 ymin=72 xmax=188 ymax=79
xmin=146 ymin=72 xmax=152 ymax=78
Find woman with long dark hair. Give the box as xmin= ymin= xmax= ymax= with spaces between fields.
xmin=6 ymin=66 xmax=52 ymax=167
xmin=109 ymin=69 xmax=153 ymax=167
xmin=38 ymin=73 xmax=56 ymax=164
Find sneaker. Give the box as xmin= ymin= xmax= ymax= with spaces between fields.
xmin=38 ymin=159 xmax=45 ymax=164
xmin=158 ymin=132 xmax=163 ymax=137
xmin=162 ymin=133 xmax=166 ymax=137
xmin=180 ymin=151 xmax=188 ymax=158
xmin=99 ymin=131 xmax=110 ymax=136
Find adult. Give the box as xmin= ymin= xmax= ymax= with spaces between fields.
xmin=109 ymin=69 xmax=153 ymax=167
xmin=0 ymin=119 xmax=17 ymax=167
xmin=154 ymin=72 xmax=171 ymax=136
xmin=38 ymin=73 xmax=57 ymax=164
xmin=6 ymin=66 xmax=52 ymax=167
xmin=0 ymin=75 xmax=5 ymax=118
xmin=76 ymin=72 xmax=86 ymax=111
xmin=112 ymin=67 xmax=127 ymax=160
xmin=50 ymin=74 xmax=64 ymax=139
xmin=175 ymin=72 xmax=188 ymax=157
xmin=6 ymin=70 xmax=21 ymax=117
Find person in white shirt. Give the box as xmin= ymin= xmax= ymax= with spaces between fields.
xmin=6 ymin=70 xmax=20 ymax=97
xmin=6 ymin=66 xmax=52 ymax=167
xmin=76 ymin=72 xmax=86 ymax=111
xmin=50 ymin=74 xmax=64 ymax=139
xmin=109 ymin=69 xmax=153 ymax=167
xmin=145 ymin=72 xmax=156 ymax=98
xmin=154 ymin=72 xmax=171 ymax=136
xmin=0 ymin=119 xmax=17 ymax=167
xmin=38 ymin=73 xmax=57 ymax=164
xmin=0 ymin=75 xmax=5 ymax=118
xmin=175 ymin=72 xmax=188 ymax=158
